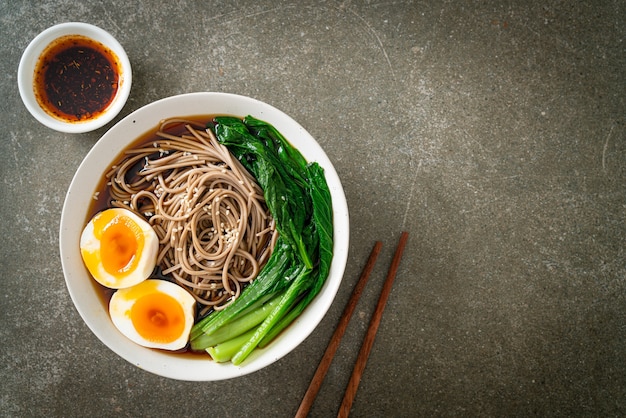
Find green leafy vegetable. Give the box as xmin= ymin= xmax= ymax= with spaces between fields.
xmin=189 ymin=116 xmax=334 ymax=365
xmin=259 ymin=162 xmax=334 ymax=347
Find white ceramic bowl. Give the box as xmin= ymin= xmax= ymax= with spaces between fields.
xmin=59 ymin=92 xmax=350 ymax=381
xmin=18 ymin=22 xmax=132 ymax=133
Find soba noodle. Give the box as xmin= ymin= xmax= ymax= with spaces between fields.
xmin=104 ymin=118 xmax=276 ymax=313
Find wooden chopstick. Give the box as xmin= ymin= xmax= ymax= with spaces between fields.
xmin=337 ymin=231 xmax=409 ymax=418
xmin=294 ymin=241 xmax=384 ymax=418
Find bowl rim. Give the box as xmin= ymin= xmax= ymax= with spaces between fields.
xmin=18 ymin=22 xmax=132 ymax=133
xmin=59 ymin=92 xmax=350 ymax=381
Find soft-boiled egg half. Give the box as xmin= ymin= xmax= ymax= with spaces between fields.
xmin=109 ymin=279 xmax=196 ymax=350
xmin=80 ymin=208 xmax=159 ymax=289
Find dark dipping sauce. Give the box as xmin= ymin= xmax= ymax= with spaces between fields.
xmin=34 ymin=34 xmax=121 ymax=122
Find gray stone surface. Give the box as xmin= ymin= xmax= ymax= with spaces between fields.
xmin=1 ymin=0 xmax=624 ymax=416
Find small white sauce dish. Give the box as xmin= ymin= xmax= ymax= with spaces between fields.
xmin=18 ymin=22 xmax=132 ymax=133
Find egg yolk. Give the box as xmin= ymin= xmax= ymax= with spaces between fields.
xmin=96 ymin=213 xmax=144 ymax=277
xmin=130 ymin=292 xmax=185 ymax=344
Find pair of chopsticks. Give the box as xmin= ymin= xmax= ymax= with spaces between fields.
xmin=295 ymin=231 xmax=409 ymax=418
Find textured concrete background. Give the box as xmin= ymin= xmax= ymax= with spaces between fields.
xmin=1 ymin=0 xmax=624 ymax=416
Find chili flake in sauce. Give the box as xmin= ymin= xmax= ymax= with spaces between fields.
xmin=33 ymin=34 xmax=121 ymax=122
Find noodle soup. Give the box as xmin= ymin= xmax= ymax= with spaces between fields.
xmin=62 ymin=92 xmax=349 ymax=379
xmin=87 ymin=116 xmax=276 ymax=353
